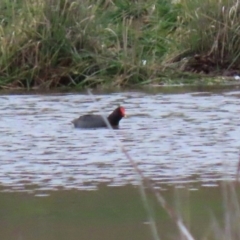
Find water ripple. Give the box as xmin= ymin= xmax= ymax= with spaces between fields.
xmin=0 ymin=91 xmax=240 ymax=191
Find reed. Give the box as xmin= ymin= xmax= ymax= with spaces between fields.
xmin=0 ymin=0 xmax=239 ymax=90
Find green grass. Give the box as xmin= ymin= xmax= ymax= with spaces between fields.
xmin=0 ymin=0 xmax=240 ymax=90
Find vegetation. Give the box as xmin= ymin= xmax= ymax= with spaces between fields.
xmin=0 ymin=0 xmax=240 ymax=90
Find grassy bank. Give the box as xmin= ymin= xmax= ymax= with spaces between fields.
xmin=0 ymin=0 xmax=240 ymax=90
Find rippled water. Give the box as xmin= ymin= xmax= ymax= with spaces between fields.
xmin=1 ymin=90 xmax=240 ymax=192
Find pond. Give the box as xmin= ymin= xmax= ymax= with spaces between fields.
xmin=1 ymin=89 xmax=240 ymax=239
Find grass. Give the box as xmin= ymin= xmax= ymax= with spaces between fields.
xmin=0 ymin=0 xmax=240 ymax=90
xmin=86 ymin=90 xmax=240 ymax=240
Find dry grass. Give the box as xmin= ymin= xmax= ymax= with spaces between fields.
xmin=0 ymin=0 xmax=240 ymax=90
xmin=169 ymin=0 xmax=240 ymax=75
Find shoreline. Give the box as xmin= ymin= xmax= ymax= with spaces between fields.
xmin=1 ymin=80 xmax=240 ymax=95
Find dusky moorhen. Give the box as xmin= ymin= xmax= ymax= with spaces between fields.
xmin=72 ymin=106 xmax=126 ymax=129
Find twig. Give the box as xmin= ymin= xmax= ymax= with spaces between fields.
xmin=235 ymin=151 xmax=240 ymax=183
xmin=87 ymin=89 xmax=195 ymax=240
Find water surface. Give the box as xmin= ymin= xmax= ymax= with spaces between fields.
xmin=0 ymin=90 xmax=240 ymax=192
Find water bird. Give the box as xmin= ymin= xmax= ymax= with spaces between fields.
xmin=72 ymin=106 xmax=126 ymax=129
